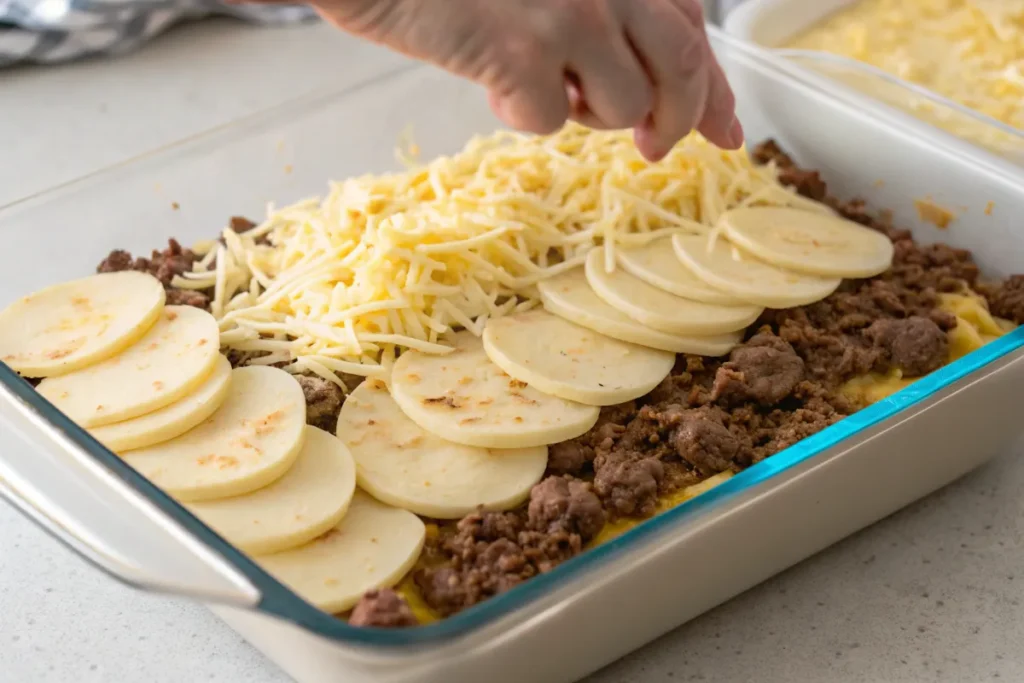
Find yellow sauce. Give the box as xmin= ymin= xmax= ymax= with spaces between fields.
xmin=786 ymin=0 xmax=1024 ymax=156
xmin=397 ymin=294 xmax=1015 ymax=624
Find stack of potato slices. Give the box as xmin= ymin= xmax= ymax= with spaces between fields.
xmin=0 ymin=272 xmax=424 ymax=614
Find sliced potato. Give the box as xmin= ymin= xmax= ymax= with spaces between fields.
xmin=537 ymin=268 xmax=741 ymax=356
xmin=616 ymin=238 xmax=746 ymax=305
xmin=256 ymin=491 xmax=425 ymax=614
xmin=390 ymin=331 xmax=599 ymax=449
xmin=123 ymin=366 xmax=306 ymax=502
xmin=337 ymin=380 xmax=547 ymax=519
xmin=38 ymin=306 xmax=221 ymax=428
xmin=719 ymin=206 xmax=894 ymax=278
xmin=482 ymin=309 xmax=675 ymax=405
xmin=673 ymin=234 xmax=842 ymax=309
xmin=585 ymin=248 xmax=762 ymax=335
xmin=0 ymin=272 xmax=165 ymax=378
xmin=187 ymin=427 xmax=356 ymax=555
xmin=90 ymin=355 xmax=232 ymax=453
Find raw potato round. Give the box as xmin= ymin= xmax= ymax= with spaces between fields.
xmin=719 ymin=206 xmax=895 ymax=278
xmin=0 ymin=272 xmax=165 ymax=378
xmin=585 ymin=248 xmax=763 ymax=335
xmin=337 ymin=380 xmax=547 ymax=519
xmin=37 ymin=306 xmax=221 ymax=428
xmin=123 ymin=366 xmax=307 ymax=502
xmin=390 ymin=331 xmax=599 ymax=449
xmin=187 ymin=427 xmax=357 ymax=555
xmin=89 ymin=355 xmax=233 ymax=453
xmin=256 ymin=491 xmax=425 ymax=614
xmin=537 ymin=269 xmax=741 ymax=356
xmin=616 ymin=238 xmax=746 ymax=305
xmin=482 ymin=309 xmax=675 ymax=406
xmin=673 ymin=234 xmax=842 ymax=309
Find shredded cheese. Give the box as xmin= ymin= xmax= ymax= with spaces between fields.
xmin=194 ymin=123 xmax=817 ymax=377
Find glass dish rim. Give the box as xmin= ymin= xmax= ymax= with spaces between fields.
xmin=2 ymin=26 xmax=1023 ymax=649
xmin=772 ymin=48 xmax=1024 ymax=143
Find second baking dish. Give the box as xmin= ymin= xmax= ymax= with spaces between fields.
xmin=1 ymin=27 xmax=1024 ymax=683
xmin=724 ymin=0 xmax=1024 ymax=167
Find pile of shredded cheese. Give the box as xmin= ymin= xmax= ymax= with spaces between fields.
xmin=173 ymin=123 xmax=818 ymax=389
xmin=786 ymin=0 xmax=1024 ymax=156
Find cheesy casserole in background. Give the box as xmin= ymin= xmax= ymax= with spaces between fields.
xmin=785 ymin=0 xmax=1024 ymax=158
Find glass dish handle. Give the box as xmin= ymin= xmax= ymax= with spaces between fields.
xmin=0 ymin=365 xmax=260 ymax=607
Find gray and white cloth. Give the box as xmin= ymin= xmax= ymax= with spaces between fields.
xmin=0 ymin=0 xmax=316 ymax=66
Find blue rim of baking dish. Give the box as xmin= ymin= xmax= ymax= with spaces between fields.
xmin=4 ymin=324 xmax=1023 ymax=647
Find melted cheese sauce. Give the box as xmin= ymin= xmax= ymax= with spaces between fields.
xmin=786 ymin=0 xmax=1024 ymax=156
xmin=395 ymin=294 xmax=1014 ymax=625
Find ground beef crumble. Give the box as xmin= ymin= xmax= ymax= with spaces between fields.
xmin=85 ymin=143 xmax=1024 ymax=624
xmin=348 ymin=589 xmax=418 ymax=628
xmin=98 ymin=238 xmax=210 ymax=310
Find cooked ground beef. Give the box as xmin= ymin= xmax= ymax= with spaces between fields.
xmin=415 ymin=505 xmax=583 ymax=616
xmin=980 ymin=275 xmax=1024 ymax=323
xmin=348 ymin=589 xmax=418 ymax=628
xmin=865 ymin=316 xmax=948 ymax=377
xmin=97 ymin=239 xmax=209 ymax=310
xmin=294 ymin=375 xmax=345 ymax=432
xmin=229 ymin=216 xmax=257 ymax=234
xmin=527 ymin=476 xmax=605 ymax=540
xmin=662 ymin=406 xmax=741 ymax=476
xmin=711 ymin=331 xmax=804 ymax=406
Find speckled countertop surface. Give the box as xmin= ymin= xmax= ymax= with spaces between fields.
xmin=1 ymin=18 xmax=1023 ymax=683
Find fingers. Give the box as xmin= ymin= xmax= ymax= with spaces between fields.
xmin=697 ymin=55 xmax=744 ymax=149
xmin=497 ymin=2 xmax=652 ymax=134
xmin=563 ymin=7 xmax=653 ymax=131
xmin=488 ymin=71 xmax=571 ymax=135
xmin=624 ymin=0 xmax=741 ymax=160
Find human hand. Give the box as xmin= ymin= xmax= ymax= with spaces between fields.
xmin=285 ymin=0 xmax=744 ymax=161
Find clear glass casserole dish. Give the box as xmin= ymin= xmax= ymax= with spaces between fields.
xmin=2 ymin=27 xmax=1024 ymax=683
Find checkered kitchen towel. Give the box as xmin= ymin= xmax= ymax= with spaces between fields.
xmin=0 ymin=0 xmax=316 ymax=66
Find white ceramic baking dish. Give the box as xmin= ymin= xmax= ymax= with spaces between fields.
xmin=723 ymin=0 xmax=1024 ymax=168
xmin=2 ymin=28 xmax=1024 ymax=683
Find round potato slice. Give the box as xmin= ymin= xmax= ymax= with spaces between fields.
xmin=537 ymin=269 xmax=741 ymax=356
xmin=0 ymin=272 xmax=165 ymax=378
xmin=123 ymin=366 xmax=306 ymax=502
xmin=256 ymin=491 xmax=425 ymax=614
xmin=187 ymin=427 xmax=357 ymax=555
xmin=338 ymin=380 xmax=547 ymax=519
xmin=719 ymin=206 xmax=894 ymax=278
xmin=616 ymin=238 xmax=746 ymax=305
xmin=482 ymin=309 xmax=675 ymax=406
xmin=673 ymin=234 xmax=842 ymax=309
xmin=390 ymin=331 xmax=599 ymax=449
xmin=585 ymin=248 xmax=762 ymax=335
xmin=89 ymin=355 xmax=232 ymax=453
xmin=38 ymin=306 xmax=221 ymax=428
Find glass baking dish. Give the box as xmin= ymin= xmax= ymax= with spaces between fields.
xmin=723 ymin=0 xmax=1024 ymax=167
xmin=2 ymin=27 xmax=1024 ymax=683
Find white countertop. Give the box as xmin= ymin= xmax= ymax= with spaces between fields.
xmin=2 ymin=17 xmax=1023 ymax=683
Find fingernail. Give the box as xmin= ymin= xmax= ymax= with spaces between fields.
xmin=727 ymin=117 xmax=745 ymax=149
xmin=634 ymin=124 xmax=666 ymax=163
